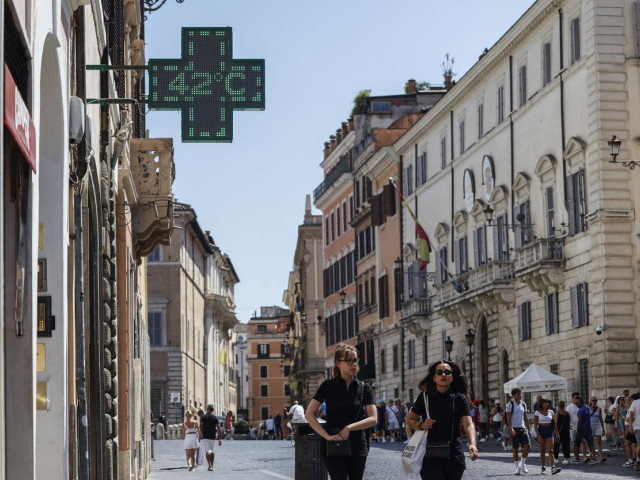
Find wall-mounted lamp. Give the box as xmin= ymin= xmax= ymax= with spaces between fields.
xmin=483 ymin=205 xmax=536 ymax=239
xmin=608 ymin=135 xmax=640 ymax=170
xmin=444 ymin=336 xmax=454 ymax=360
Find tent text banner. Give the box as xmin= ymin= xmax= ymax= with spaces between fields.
xmin=148 ymin=27 xmax=265 ymax=143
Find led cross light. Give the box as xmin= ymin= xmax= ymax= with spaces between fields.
xmin=149 ymin=27 xmax=265 ymax=142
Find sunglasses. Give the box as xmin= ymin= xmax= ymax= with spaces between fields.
xmin=435 ymin=369 xmax=453 ymax=376
xmin=340 ymin=358 xmax=359 ymax=365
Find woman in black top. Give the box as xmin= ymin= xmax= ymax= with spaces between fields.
xmin=306 ymin=343 xmax=377 ymax=480
xmin=406 ymin=360 xmax=478 ymax=480
xmin=553 ymin=400 xmax=571 ymax=463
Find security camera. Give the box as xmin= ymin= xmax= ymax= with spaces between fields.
xmin=595 ymin=325 xmax=603 ymax=335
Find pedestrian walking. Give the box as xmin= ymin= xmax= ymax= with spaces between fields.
xmin=478 ymin=400 xmax=489 ymax=441
xmin=181 ymin=412 xmax=200 ymax=471
xmin=506 ymin=387 xmax=531 ymax=475
xmin=199 ymin=404 xmax=223 ymax=471
xmin=274 ymin=412 xmax=282 ymax=440
xmin=566 ymin=391 xmax=582 ymax=462
xmin=265 ymin=415 xmax=275 ymax=440
xmin=406 ymin=360 xmax=478 ymax=480
xmin=553 ymin=401 xmax=571 ymax=465
xmin=534 ymin=398 xmax=561 ymax=475
xmin=305 ymin=343 xmax=377 ymax=480
xmin=605 ymin=396 xmax=618 ymax=446
xmin=224 ymin=411 xmax=234 ymax=440
xmin=377 ymin=401 xmax=388 ymax=442
xmin=386 ymin=400 xmax=401 ymax=442
xmin=627 ymin=392 xmax=640 ymax=470
xmin=491 ymin=403 xmax=503 ymax=444
xmin=575 ymin=397 xmax=597 ymax=465
xmin=588 ymin=397 xmax=606 ymax=462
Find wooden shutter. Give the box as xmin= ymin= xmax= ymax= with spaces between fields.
xmin=570 ymin=285 xmax=579 ymax=327
xmin=566 ymin=173 xmax=576 ymax=235
xmin=546 ymin=185 xmax=555 ymax=237
xmin=473 ymin=229 xmax=480 ymax=268
xmin=371 ymin=193 xmax=382 ymax=227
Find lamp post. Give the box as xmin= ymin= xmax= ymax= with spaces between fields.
xmin=465 ymin=329 xmax=475 ymax=400
xmin=445 ymin=336 xmax=453 ymax=361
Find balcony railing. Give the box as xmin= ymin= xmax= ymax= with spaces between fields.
xmin=436 ymin=260 xmax=514 ymax=304
xmin=401 ymin=297 xmax=432 ymax=320
xmin=313 ymin=154 xmax=353 ymax=203
xmin=515 ymin=238 xmax=565 ymax=272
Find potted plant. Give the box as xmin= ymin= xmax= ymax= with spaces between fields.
xmin=442 ymin=53 xmax=455 ymax=89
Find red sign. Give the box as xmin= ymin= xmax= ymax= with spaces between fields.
xmin=4 ymin=65 xmax=36 ymax=172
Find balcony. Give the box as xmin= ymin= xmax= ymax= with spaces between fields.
xmin=514 ymin=237 xmax=565 ymax=295
xmin=434 ymin=260 xmax=515 ymax=325
xmin=401 ymin=297 xmax=433 ymax=335
xmin=313 ymin=153 xmax=353 ymax=203
xmin=129 ymin=137 xmax=175 ymax=257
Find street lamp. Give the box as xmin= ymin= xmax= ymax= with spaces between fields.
xmin=144 ymin=0 xmax=186 ymax=12
xmin=444 ymin=336 xmax=453 ymax=361
xmin=465 ymin=329 xmax=475 ymax=400
xmin=608 ymin=135 xmax=640 ymax=169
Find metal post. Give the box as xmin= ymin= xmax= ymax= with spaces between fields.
xmin=468 ymin=344 xmax=474 ymax=401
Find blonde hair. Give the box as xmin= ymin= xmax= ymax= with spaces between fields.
xmin=332 ymin=343 xmax=360 ymax=379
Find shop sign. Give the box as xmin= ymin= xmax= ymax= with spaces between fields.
xmin=4 ymin=65 xmax=36 ymax=172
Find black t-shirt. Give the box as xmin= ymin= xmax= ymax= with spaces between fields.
xmin=200 ymin=413 xmax=219 ymax=440
xmin=411 ymin=389 xmax=471 ymax=466
xmin=313 ymin=377 xmax=374 ymax=456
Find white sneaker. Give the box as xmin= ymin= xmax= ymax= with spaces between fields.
xmin=515 ymin=466 xmax=521 ymax=475
xmin=562 ymin=459 xmax=569 ymax=465
xmin=521 ymin=464 xmax=529 ymax=474
xmin=390 ymin=437 xmax=395 ymax=442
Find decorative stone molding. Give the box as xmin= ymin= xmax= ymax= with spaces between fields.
xmin=563 ymin=136 xmax=587 ymax=172
xmin=534 ymin=154 xmax=557 ymax=184
xmin=130 ymin=138 xmax=175 ymax=257
xmin=512 ymin=172 xmax=531 ymax=205
xmin=515 ymin=238 xmax=565 ymax=296
xmin=434 ymin=222 xmax=449 ymax=246
xmin=453 ymin=211 xmax=468 ymax=236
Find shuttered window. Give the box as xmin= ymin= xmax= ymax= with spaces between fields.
xmin=545 ymin=292 xmax=559 ymax=335
xmin=518 ymin=302 xmax=531 ymax=341
xmin=570 ymin=16 xmax=581 ymax=64
xmin=571 ymin=283 xmax=589 ymax=328
xmin=542 ymin=41 xmax=552 ymax=86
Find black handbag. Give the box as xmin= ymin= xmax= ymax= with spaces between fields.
xmin=326 ymin=380 xmax=363 ymax=457
xmin=424 ymin=393 xmax=454 ymax=460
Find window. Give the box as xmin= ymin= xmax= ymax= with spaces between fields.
xmin=283 ymin=365 xmax=291 ymax=377
xmin=571 ymin=282 xmax=589 ymax=327
xmin=150 ymin=382 xmax=164 ymax=418
xmin=257 ymin=324 xmax=267 ymax=333
xmin=330 ymin=211 xmax=335 ymax=242
xmin=459 ymin=119 xmax=465 ymax=154
xmin=417 ymin=152 xmax=427 ymax=187
xmin=497 ymin=85 xmax=505 ymax=124
xmin=514 ymin=201 xmax=532 ymax=249
xmin=378 ymin=275 xmax=389 ymax=319
xmin=455 ymin=236 xmax=468 ymax=275
xmin=336 ymin=205 xmax=341 ymax=237
xmin=148 ymin=246 xmax=162 ymax=262
xmin=567 ymin=168 xmax=586 ymax=235
xmin=435 ymin=247 xmax=448 ymax=285
xmin=260 ymin=385 xmax=268 ymax=397
xmin=284 ymin=384 xmax=291 ymax=396
xmin=494 ymin=213 xmax=510 ymax=261
xmin=518 ymin=64 xmax=527 ymax=107
xmin=570 ymin=15 xmax=581 ymax=64
xmin=478 ymin=103 xmax=484 ymax=138
xmin=380 ymin=348 xmax=386 ymax=374
xmin=473 ymin=225 xmax=487 ymax=268
xmin=258 ymin=344 xmax=270 ymax=358
xmin=148 ymin=311 xmax=163 ymax=346
xmin=440 ymin=135 xmax=447 ymax=169
xmin=542 ymin=41 xmax=552 ymax=86
xmin=545 ymin=185 xmax=556 ymax=237
xmin=342 ymin=200 xmax=348 ymax=232
xmin=407 ymin=339 xmax=415 ymax=369
xmin=260 ymin=365 xmax=268 ymax=378
xmin=372 ymin=101 xmax=391 ymax=113
xmin=324 ymin=217 xmax=329 ymax=246
xmin=392 ymin=344 xmax=399 ymax=371
xmin=518 ymin=302 xmax=531 ymax=340
xmin=545 ymin=292 xmax=559 ymax=334
xmin=409 ymin=388 xmax=414 ymax=404
xmin=423 ymin=336 xmax=428 ymax=365
xmin=349 ymin=195 xmax=354 ymax=222
xmin=261 ymin=407 xmax=269 ymax=420
xmin=579 ymin=358 xmax=589 ymax=400
xmin=403 ymin=164 xmax=413 ymax=196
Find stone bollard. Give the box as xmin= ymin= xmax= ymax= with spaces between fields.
xmin=155 ymin=423 xmax=165 ymax=441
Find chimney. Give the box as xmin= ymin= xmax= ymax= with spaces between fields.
xmin=406 ymin=79 xmax=417 ymax=94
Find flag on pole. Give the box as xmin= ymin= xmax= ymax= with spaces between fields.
xmin=219 ymin=348 xmax=227 ymax=365
xmin=390 ymin=177 xmax=432 ymax=270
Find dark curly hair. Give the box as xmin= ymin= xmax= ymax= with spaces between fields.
xmin=418 ymin=359 xmax=471 ymax=404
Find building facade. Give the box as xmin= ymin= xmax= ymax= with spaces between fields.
xmin=247 ymin=307 xmax=291 ymax=425
xmin=395 ymin=0 xmax=640 ymax=403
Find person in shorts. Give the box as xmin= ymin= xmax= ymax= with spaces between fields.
xmin=506 ymin=388 xmax=531 ymax=475
xmin=627 ymin=392 xmax=640 ymax=470
xmin=199 ymin=405 xmax=223 ymax=471
xmin=575 ymin=397 xmax=596 ymax=464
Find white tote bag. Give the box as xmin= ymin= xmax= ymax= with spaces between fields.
xmin=401 ymin=393 xmax=429 ymax=474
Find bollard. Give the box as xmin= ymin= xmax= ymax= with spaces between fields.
xmin=293 ymin=421 xmax=328 ymax=480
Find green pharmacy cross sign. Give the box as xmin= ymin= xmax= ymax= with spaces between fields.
xmin=149 ymin=27 xmax=265 ymax=142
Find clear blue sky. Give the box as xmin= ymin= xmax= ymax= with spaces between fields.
xmin=144 ymin=0 xmax=533 ymax=323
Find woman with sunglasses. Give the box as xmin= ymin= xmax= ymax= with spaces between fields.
xmin=406 ymin=360 xmax=478 ymax=480
xmin=306 ymin=343 xmax=377 ymax=480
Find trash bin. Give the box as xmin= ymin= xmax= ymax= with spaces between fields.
xmin=293 ymin=421 xmax=328 ymax=480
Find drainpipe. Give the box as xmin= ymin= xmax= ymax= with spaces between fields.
xmin=74 ymin=9 xmax=90 ymax=480
xmin=450 ymin=111 xmax=455 ymax=263
xmin=399 ymin=155 xmax=405 ymax=396
xmin=509 ymin=56 xmax=515 ymax=221
xmin=559 ymin=9 xmax=567 ymax=204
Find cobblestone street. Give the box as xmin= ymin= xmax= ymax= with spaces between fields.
xmin=149 ymin=437 xmax=639 ymax=479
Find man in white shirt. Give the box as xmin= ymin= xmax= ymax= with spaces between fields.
xmin=566 ymin=391 xmax=581 ymax=462
xmin=506 ymin=388 xmax=531 ymax=475
xmin=627 ymin=394 xmax=640 ymax=471
xmin=288 ymin=400 xmax=305 ymax=422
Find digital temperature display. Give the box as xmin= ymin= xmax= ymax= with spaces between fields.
xmin=149 ymin=27 xmax=265 ymax=143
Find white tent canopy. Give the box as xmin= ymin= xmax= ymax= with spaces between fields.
xmin=503 ymin=363 xmax=568 ymax=394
